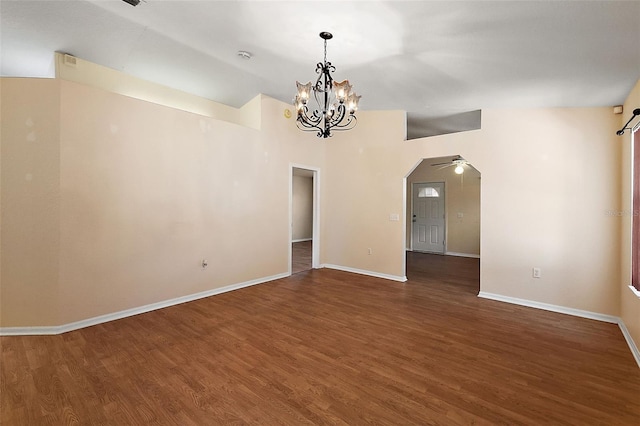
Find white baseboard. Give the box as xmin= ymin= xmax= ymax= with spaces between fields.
xmin=321 ymin=264 xmax=407 ymax=282
xmin=618 ymin=321 xmax=640 ymax=368
xmin=478 ymin=291 xmax=640 ymax=368
xmin=477 ymin=292 xmax=619 ymax=323
xmin=0 ymin=272 xmax=289 ymax=336
xmin=3 ymin=274 xmax=636 ymax=368
xmin=292 ymin=238 xmax=312 ymax=243
xmin=445 ymin=251 xmax=480 ymax=259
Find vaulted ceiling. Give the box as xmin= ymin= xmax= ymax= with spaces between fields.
xmin=2 ymin=0 xmax=639 ymax=137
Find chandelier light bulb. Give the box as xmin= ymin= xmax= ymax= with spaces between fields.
xmin=347 ymin=94 xmax=361 ymax=113
xmin=333 ymin=80 xmax=352 ymax=103
xmin=296 ymin=81 xmax=312 ymax=102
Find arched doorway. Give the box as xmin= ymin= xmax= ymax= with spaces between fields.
xmin=404 ymin=156 xmax=481 ymax=294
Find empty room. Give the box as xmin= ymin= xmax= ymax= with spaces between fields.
xmin=1 ymin=1 xmax=640 ymax=424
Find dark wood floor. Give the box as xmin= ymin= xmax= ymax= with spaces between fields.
xmin=2 ymin=253 xmax=639 ymax=425
xmin=292 ymin=240 xmax=312 ymax=274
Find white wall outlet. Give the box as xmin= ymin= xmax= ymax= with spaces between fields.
xmin=532 ymin=267 xmax=541 ymax=278
xmin=368 ymin=248 xmax=373 ymax=255
xmin=389 ymin=213 xmax=400 ymax=221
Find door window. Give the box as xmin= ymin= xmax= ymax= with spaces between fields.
xmin=418 ymin=187 xmax=440 ymax=198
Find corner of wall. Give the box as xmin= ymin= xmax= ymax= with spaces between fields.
xmin=238 ymin=94 xmax=263 ymax=130
xmin=620 ymin=78 xmax=640 ymax=360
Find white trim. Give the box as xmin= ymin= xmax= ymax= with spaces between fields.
xmin=629 ymin=126 xmax=638 ymax=302
xmin=477 ymin=292 xmax=619 ymax=323
xmin=618 ymin=320 xmax=640 ymax=368
xmin=311 ymin=168 xmax=321 ymax=269
xmin=292 ymin=238 xmax=312 ymax=243
xmin=290 ymin=163 xmax=321 ymax=272
xmin=445 ymin=251 xmax=480 ymax=259
xmin=478 ymin=291 xmax=640 ymax=368
xmin=402 ymin=177 xmax=407 ymax=278
xmin=321 ymin=264 xmax=407 ymax=282
xmin=0 ymin=272 xmax=289 ymax=336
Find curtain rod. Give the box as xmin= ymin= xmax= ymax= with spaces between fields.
xmin=616 ymin=108 xmax=640 ymax=135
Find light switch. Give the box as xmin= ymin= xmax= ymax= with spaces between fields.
xmin=457 ymin=212 xmax=464 ymax=218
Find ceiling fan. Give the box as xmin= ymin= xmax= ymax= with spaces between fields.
xmin=430 ymin=156 xmax=468 ymax=174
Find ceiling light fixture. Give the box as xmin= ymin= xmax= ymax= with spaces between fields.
xmin=431 ymin=156 xmax=469 ymax=174
xmin=294 ymin=32 xmax=361 ymax=138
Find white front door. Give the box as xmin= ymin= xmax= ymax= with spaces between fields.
xmin=412 ymin=182 xmax=445 ymax=253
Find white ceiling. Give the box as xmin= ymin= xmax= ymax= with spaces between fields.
xmin=2 ymin=0 xmax=639 ymax=136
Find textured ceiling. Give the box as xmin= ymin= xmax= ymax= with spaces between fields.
xmin=2 ymin=0 xmax=639 ymax=137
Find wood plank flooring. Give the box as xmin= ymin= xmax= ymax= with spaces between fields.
xmin=2 ymin=253 xmax=640 ymax=425
xmin=292 ymin=241 xmax=312 ymax=274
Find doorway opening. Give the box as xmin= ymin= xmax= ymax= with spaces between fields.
xmin=404 ymin=156 xmax=481 ymax=293
xmin=290 ymin=165 xmax=320 ymax=274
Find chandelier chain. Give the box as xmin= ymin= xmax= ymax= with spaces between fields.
xmin=324 ymin=38 xmax=327 ymax=66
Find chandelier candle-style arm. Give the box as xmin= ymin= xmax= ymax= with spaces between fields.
xmin=293 ymin=32 xmax=361 ymax=138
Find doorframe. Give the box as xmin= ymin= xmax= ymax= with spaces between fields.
xmin=402 ymin=160 xmax=421 ymax=278
xmin=410 ymin=181 xmax=447 ymax=254
xmin=289 ymin=163 xmax=321 ymax=274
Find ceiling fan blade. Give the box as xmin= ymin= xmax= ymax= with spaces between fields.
xmin=431 ymin=156 xmax=463 ymax=167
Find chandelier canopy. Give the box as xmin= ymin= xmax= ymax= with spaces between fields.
xmin=294 ymin=32 xmax=361 ymax=138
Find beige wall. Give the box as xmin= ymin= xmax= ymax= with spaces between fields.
xmin=471 ymin=108 xmax=620 ymax=315
xmin=322 ymin=110 xmax=408 ymax=277
xmin=1 ymin=76 xmax=326 ymax=327
xmin=292 ymin=175 xmax=313 ymax=241
xmin=620 ymin=79 xmax=640 ymax=352
xmin=0 ymin=64 xmax=630 ymax=331
xmin=406 ymin=159 xmax=481 ymax=255
xmin=1 ymin=78 xmax=61 ymax=325
xmin=324 ymin=108 xmax=621 ymax=315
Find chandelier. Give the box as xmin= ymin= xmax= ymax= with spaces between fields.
xmin=294 ymin=32 xmax=361 ymax=138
